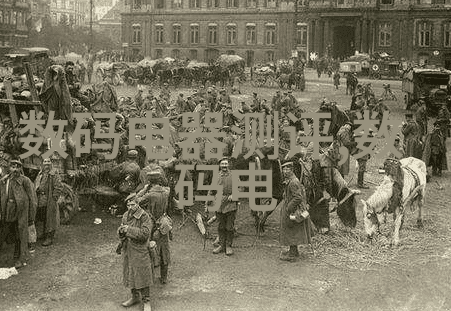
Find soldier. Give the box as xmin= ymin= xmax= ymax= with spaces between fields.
xmin=134 ymin=88 xmax=144 ymax=110
xmin=135 ymin=171 xmax=171 ymax=285
xmin=333 ymin=71 xmax=340 ymax=90
xmin=423 ymin=122 xmax=447 ymax=177
xmin=336 ymin=122 xmax=355 ymax=178
xmin=279 ymin=161 xmax=312 ymax=262
xmin=271 ymin=90 xmax=282 ymax=111
xmin=251 ymin=92 xmax=261 ymax=112
xmin=0 ymin=159 xmax=37 ymax=269
xmin=207 ymin=157 xmax=237 ymax=256
xmin=117 ymin=195 xmax=153 ymax=311
xmin=436 ymin=103 xmax=450 ymax=140
xmin=352 ymin=130 xmax=375 ymax=189
xmin=34 ymin=158 xmax=65 ymax=247
xmin=415 ymin=100 xmax=428 ymax=138
xmin=176 ymin=93 xmax=186 ymax=114
xmin=219 ymin=89 xmax=232 ymax=108
xmin=402 ymin=113 xmax=423 ymax=159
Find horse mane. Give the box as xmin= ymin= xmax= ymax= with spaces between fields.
xmin=366 ymin=176 xmax=394 ymax=214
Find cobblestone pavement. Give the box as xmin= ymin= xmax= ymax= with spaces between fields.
xmin=1 ymin=73 xmax=450 ymax=311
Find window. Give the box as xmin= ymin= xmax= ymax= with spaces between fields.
xmin=17 ymin=12 xmax=22 ymax=25
xmin=432 ymin=0 xmax=445 ymax=4
xmin=265 ymin=24 xmax=276 ymax=45
xmin=246 ymin=24 xmax=256 ymax=45
xmin=247 ymin=0 xmax=257 ymax=7
xmin=208 ymin=0 xmax=220 ymax=7
xmin=156 ymin=25 xmax=164 ymax=44
xmin=296 ymin=24 xmax=307 ymax=46
xmin=156 ymin=0 xmax=164 ymax=8
xmin=381 ymin=0 xmax=393 ymax=4
xmin=11 ymin=11 xmax=16 ymax=25
xmin=156 ymin=49 xmax=163 ymax=58
xmin=190 ymin=0 xmax=200 ymax=7
xmin=172 ymin=49 xmax=180 ymax=59
xmin=173 ymin=0 xmax=182 ymax=8
xmin=208 ymin=24 xmax=217 ymax=44
xmin=226 ymin=25 xmax=237 ymax=45
xmin=266 ymin=0 xmax=277 ymax=8
xmin=173 ymin=24 xmax=181 ymax=44
xmin=190 ymin=50 xmax=198 ymax=60
xmin=418 ymin=22 xmax=432 ymax=47
xmin=226 ymin=50 xmax=235 ymax=55
xmin=444 ymin=22 xmax=451 ymax=47
xmin=267 ymin=51 xmax=275 ymax=61
xmin=379 ymin=23 xmax=392 ymax=47
xmin=190 ymin=24 xmax=199 ymax=44
xmin=227 ymin=0 xmax=238 ymax=7
xmin=133 ymin=26 xmax=142 ymax=43
xmin=0 ymin=10 xmax=3 ymax=24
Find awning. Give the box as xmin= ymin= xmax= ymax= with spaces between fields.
xmin=297 ymin=22 xmax=307 ymax=26
xmin=208 ymin=23 xmax=217 ymax=26
xmin=132 ymin=23 xmax=141 ymax=27
xmin=226 ymin=23 xmax=237 ymax=27
xmin=173 ymin=23 xmax=181 ymax=27
xmin=246 ymin=23 xmax=256 ymax=27
xmin=155 ymin=23 xmax=164 ymax=27
xmin=190 ymin=23 xmax=199 ymax=26
xmin=266 ymin=23 xmax=276 ymax=27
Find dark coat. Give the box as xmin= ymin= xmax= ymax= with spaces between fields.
xmin=120 ymin=207 xmax=154 ymax=289
xmin=0 ymin=173 xmax=37 ymax=262
xmin=402 ymin=120 xmax=423 ymax=159
xmin=422 ymin=129 xmax=448 ymax=170
xmin=34 ymin=169 xmax=64 ymax=233
xmin=279 ymin=174 xmax=312 ymax=246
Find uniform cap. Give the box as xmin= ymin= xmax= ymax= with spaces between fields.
xmin=281 ymin=161 xmax=293 ymax=168
xmin=127 ymin=150 xmax=138 ymax=158
xmin=10 ymin=159 xmax=22 ymax=166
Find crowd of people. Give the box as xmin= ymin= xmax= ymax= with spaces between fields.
xmin=0 ymin=60 xmax=449 ymax=310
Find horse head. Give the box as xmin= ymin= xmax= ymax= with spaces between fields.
xmin=361 ymin=199 xmax=380 ymax=240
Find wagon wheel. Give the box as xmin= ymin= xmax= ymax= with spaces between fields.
xmin=373 ymin=72 xmax=381 ymax=80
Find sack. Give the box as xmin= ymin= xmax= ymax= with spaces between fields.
xmin=148 ymin=240 xmax=160 ymax=267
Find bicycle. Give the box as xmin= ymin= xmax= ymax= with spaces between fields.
xmin=381 ymin=83 xmax=397 ymax=101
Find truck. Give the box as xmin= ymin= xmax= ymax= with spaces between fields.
xmin=402 ymin=67 xmax=451 ymax=115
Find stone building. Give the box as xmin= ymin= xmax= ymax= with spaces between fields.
xmin=0 ymin=0 xmax=31 ymax=56
xmin=50 ymin=0 xmax=89 ymax=27
xmin=121 ymin=0 xmax=451 ymax=68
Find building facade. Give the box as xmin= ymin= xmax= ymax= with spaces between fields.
xmin=49 ymin=0 xmax=89 ymax=27
xmin=0 ymin=0 xmax=31 ymax=56
xmin=121 ymin=0 xmax=451 ymax=68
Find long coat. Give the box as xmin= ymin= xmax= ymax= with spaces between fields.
xmin=34 ymin=169 xmax=64 ymax=233
xmin=120 ymin=207 xmax=154 ymax=289
xmin=336 ymin=124 xmax=354 ymax=176
xmin=422 ymin=129 xmax=448 ymax=170
xmin=0 ymin=173 xmax=37 ymax=262
xmin=402 ymin=120 xmax=423 ymax=159
xmin=279 ymin=174 xmax=312 ymax=246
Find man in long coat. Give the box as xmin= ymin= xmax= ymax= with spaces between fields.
xmin=336 ymin=122 xmax=355 ymax=178
xmin=423 ymin=122 xmax=448 ymax=177
xmin=402 ymin=113 xmax=423 ymax=159
xmin=135 ymin=171 xmax=171 ymax=285
xmin=279 ymin=161 xmax=312 ymax=262
xmin=118 ymin=196 xmax=153 ymax=311
xmin=0 ymin=159 xmax=37 ymax=269
xmin=34 ymin=158 xmax=65 ymax=247
xmin=207 ymin=157 xmax=237 ymax=256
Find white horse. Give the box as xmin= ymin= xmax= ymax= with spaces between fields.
xmin=361 ymin=157 xmax=426 ymax=246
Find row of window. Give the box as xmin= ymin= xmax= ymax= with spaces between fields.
xmin=152 ymin=48 xmax=275 ymax=62
xmin=150 ymin=0 xmax=278 ymax=9
xmin=378 ymin=22 xmax=451 ymax=47
xmin=132 ymin=24 xmax=279 ymax=46
xmin=0 ymin=9 xmax=28 ymax=26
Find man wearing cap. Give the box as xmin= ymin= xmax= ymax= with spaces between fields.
xmin=402 ymin=113 xmax=423 ymax=159
xmin=279 ymin=161 xmax=312 ymax=262
xmin=0 ymin=159 xmax=37 ymax=269
xmin=118 ymin=196 xmax=153 ymax=311
xmin=0 ymin=145 xmax=11 ymax=175
xmin=436 ymin=103 xmax=450 ymax=140
xmin=414 ymin=100 xmax=428 ymax=138
xmin=219 ymin=89 xmax=232 ymax=108
xmin=33 ymin=158 xmax=65 ymax=247
xmin=423 ymin=121 xmax=447 ymax=177
xmin=176 ymin=93 xmax=186 ymax=114
xmin=135 ymin=158 xmax=168 ymax=193
xmin=110 ymin=150 xmax=141 ymax=215
xmin=134 ymin=170 xmax=171 ymax=284
xmin=207 ymin=157 xmax=237 ymax=256
xmin=252 ymin=92 xmax=261 ymax=112
xmin=238 ymin=101 xmax=251 ymax=114
xmin=351 ymin=130 xmax=375 ymax=189
xmin=271 ymin=90 xmax=282 ymax=111
xmin=134 ymin=88 xmax=144 ymax=110
xmin=336 ymin=122 xmax=356 ymax=178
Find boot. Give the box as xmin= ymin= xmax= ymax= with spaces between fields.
xmin=289 ymin=245 xmax=300 ymax=258
xmin=42 ymin=231 xmax=54 ymax=247
xmin=225 ymin=231 xmax=234 ymax=256
xmin=122 ymin=289 xmax=141 ymax=307
xmin=212 ymin=230 xmax=225 ymax=254
xmin=160 ymin=264 xmax=168 ymax=284
xmin=28 ymin=242 xmax=36 ymax=253
xmin=357 ymin=171 xmax=369 ymax=189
